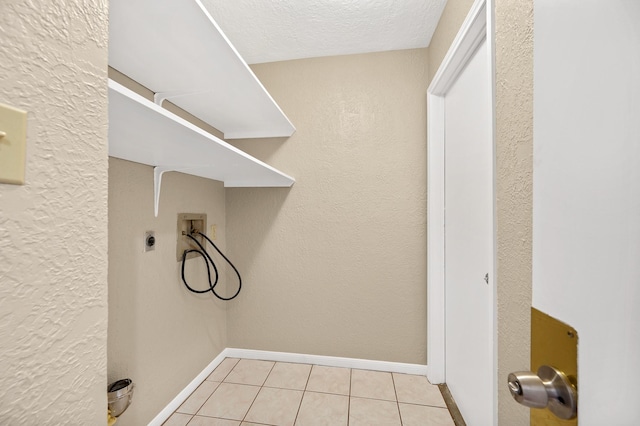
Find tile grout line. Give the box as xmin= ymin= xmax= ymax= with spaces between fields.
xmin=183 ymin=413 xmax=195 ymax=426
xmin=291 ymin=362 xmax=314 ymax=425
xmin=180 ymin=379 xmax=223 ymax=419
xmin=295 ymin=389 xmax=349 ymax=398
xmin=188 ymin=356 xmax=241 ymax=419
xmin=347 ymin=367 xmax=353 ymax=426
xmin=399 ymin=400 xmax=451 ymax=409
xmin=167 ymin=358 xmax=452 ymax=426
xmin=240 ymin=360 xmax=277 ymax=424
xmin=303 ymin=363 xmax=313 ymax=391
xmin=190 ymin=358 xmax=245 ymax=424
xmin=222 ymin=358 xmax=241 ymax=381
xmin=391 ymin=372 xmax=403 ymax=426
xmin=346 ymin=394 xmax=403 ymax=403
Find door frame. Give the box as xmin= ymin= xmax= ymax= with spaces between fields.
xmin=426 ymin=0 xmax=496 ymax=409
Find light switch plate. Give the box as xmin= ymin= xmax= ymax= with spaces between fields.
xmin=0 ymin=102 xmax=27 ymax=185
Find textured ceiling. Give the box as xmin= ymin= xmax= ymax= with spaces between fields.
xmin=200 ymin=0 xmax=448 ymax=64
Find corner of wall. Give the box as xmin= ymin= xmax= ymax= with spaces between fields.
xmin=108 ymin=158 xmax=229 ymax=425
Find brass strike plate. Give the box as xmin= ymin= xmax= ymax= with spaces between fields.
xmin=531 ymin=308 xmax=578 ymax=425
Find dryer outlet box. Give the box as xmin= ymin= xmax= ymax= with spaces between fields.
xmin=177 ymin=213 xmax=207 ymax=261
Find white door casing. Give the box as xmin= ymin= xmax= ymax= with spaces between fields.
xmin=444 ymin=36 xmax=493 ymax=425
xmin=533 ymin=1 xmax=640 ymax=424
xmin=427 ymin=0 xmax=496 ymax=424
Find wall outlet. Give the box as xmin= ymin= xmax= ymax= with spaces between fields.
xmin=176 ymin=213 xmax=207 ymax=261
xmin=210 ymin=224 xmax=216 ymax=240
xmin=144 ymin=231 xmax=155 ymax=252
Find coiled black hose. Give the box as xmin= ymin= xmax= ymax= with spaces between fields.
xmin=180 ymin=231 xmax=241 ymax=301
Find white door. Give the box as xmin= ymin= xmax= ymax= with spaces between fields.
xmin=427 ymin=2 xmax=495 ymax=424
xmin=444 ymin=36 xmax=494 ymax=425
xmin=533 ymin=1 xmax=640 ymax=424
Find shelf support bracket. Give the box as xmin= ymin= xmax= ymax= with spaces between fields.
xmin=153 ymin=89 xmax=210 ymax=106
xmin=153 ymin=166 xmax=174 ymax=217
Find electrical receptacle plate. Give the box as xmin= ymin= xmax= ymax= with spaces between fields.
xmin=177 ymin=213 xmax=207 ymax=261
xmin=144 ymin=231 xmax=155 ymax=252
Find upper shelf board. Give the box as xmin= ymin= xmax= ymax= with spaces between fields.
xmin=109 ymin=0 xmax=295 ymax=140
xmin=108 ymin=79 xmax=295 ymax=188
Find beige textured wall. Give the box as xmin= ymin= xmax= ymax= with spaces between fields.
xmin=0 ymin=1 xmax=108 ymax=424
xmin=495 ymin=1 xmax=533 ymax=424
xmin=427 ymin=0 xmax=534 ymax=424
xmin=108 ymin=158 xmax=228 ymax=425
xmin=226 ymin=49 xmax=429 ymax=364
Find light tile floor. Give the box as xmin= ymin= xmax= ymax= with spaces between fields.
xmin=163 ymin=358 xmax=455 ymax=426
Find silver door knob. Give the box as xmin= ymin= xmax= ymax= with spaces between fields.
xmin=507 ymin=365 xmax=577 ymax=420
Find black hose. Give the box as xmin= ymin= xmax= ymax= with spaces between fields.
xmin=181 ymin=248 xmax=217 ymax=294
xmin=180 ymin=231 xmax=242 ymax=301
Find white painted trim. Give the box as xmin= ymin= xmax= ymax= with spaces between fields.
xmin=486 ymin=1 xmax=498 ymax=423
xmin=148 ymin=348 xmax=428 ymax=425
xmin=428 ymin=0 xmax=488 ymax=96
xmin=426 ymin=93 xmax=446 ymax=385
xmin=147 ymin=350 xmax=229 ymax=426
xmin=426 ymin=0 xmax=495 ymax=403
xmin=223 ymin=348 xmax=429 ymax=376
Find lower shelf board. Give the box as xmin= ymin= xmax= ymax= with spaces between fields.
xmin=108 ymin=79 xmax=295 ymax=216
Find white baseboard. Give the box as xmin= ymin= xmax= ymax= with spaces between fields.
xmin=147 ymin=350 xmax=229 ymax=426
xmin=148 ymin=348 xmax=428 ymax=425
xmin=224 ymin=348 xmax=429 ymax=376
